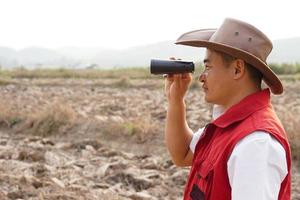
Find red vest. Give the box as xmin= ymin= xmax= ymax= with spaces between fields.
xmin=184 ymin=89 xmax=291 ymax=200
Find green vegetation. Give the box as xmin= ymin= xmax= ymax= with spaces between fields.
xmin=269 ymin=62 xmax=300 ymax=74
xmin=0 ymin=67 xmax=157 ymax=79
xmin=0 ymin=63 xmax=299 ymax=80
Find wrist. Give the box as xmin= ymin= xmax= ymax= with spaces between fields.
xmin=168 ymin=99 xmax=186 ymax=109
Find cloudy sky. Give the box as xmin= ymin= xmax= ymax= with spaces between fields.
xmin=0 ymin=0 xmax=299 ymax=50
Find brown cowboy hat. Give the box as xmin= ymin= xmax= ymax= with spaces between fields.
xmin=175 ymin=18 xmax=283 ymax=95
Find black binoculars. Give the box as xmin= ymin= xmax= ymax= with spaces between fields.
xmin=150 ymin=59 xmax=195 ymax=75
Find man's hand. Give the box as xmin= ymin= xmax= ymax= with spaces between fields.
xmin=164 ymin=58 xmax=192 ymax=104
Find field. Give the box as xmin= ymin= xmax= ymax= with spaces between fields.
xmin=0 ymin=69 xmax=299 ymax=199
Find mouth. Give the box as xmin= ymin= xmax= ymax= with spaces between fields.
xmin=202 ymin=85 xmax=208 ymax=92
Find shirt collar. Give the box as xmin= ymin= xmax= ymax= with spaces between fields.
xmin=212 ymin=104 xmax=225 ymax=120
xmin=211 ymin=89 xmax=271 ymax=128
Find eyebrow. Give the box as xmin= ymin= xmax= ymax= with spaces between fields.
xmin=203 ymin=59 xmax=210 ymax=64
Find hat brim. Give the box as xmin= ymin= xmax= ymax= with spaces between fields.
xmin=175 ymin=29 xmax=283 ymax=95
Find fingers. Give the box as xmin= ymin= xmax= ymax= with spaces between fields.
xmin=165 ymin=57 xmax=190 ymax=80
xmin=164 ymin=74 xmax=174 ymax=81
xmin=169 ymin=57 xmax=182 ymax=61
xmin=164 ymin=73 xmax=191 ymax=79
xmin=164 ymin=74 xmax=182 ymax=87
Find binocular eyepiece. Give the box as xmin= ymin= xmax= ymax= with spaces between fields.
xmin=150 ymin=59 xmax=194 ymax=75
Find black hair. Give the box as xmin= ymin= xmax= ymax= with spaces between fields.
xmin=216 ymin=50 xmax=263 ymax=86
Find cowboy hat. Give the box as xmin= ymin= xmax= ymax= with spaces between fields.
xmin=175 ymin=18 xmax=283 ymax=95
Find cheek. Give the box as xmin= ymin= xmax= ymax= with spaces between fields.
xmin=206 ymin=70 xmax=222 ymax=84
xmin=207 ymin=71 xmax=231 ymax=90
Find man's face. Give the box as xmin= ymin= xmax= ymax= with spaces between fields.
xmin=199 ymin=49 xmax=234 ymax=106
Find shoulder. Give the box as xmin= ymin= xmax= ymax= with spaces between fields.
xmin=233 ymin=131 xmax=286 ymax=157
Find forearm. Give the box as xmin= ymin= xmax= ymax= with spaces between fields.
xmin=165 ymin=100 xmax=193 ymax=166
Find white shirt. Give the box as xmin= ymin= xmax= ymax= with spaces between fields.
xmin=189 ymin=105 xmax=288 ymax=200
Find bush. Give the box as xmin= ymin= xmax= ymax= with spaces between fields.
xmin=101 ymin=115 xmax=155 ymax=143
xmin=0 ymin=67 xmax=155 ymax=79
xmin=269 ymin=63 xmax=300 ymax=74
xmin=21 ymin=102 xmax=77 ymax=136
xmin=0 ymin=100 xmax=23 ymax=127
xmin=114 ymin=77 xmax=132 ymax=88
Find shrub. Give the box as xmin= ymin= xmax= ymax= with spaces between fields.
xmin=21 ymin=102 xmax=77 ymax=136
xmin=0 ymin=100 xmax=23 ymax=127
xmin=270 ymin=63 xmax=300 ymax=74
xmin=114 ymin=77 xmax=132 ymax=88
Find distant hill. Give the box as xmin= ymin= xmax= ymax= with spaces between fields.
xmin=17 ymin=47 xmax=72 ymax=68
xmin=0 ymin=47 xmax=18 ymax=68
xmin=0 ymin=38 xmax=299 ymax=69
xmin=89 ymin=41 xmax=204 ymax=68
xmin=268 ymin=37 xmax=300 ymax=63
xmin=0 ymin=47 xmax=78 ymax=69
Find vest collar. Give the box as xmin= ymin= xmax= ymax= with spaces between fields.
xmin=212 ymin=89 xmax=271 ymax=128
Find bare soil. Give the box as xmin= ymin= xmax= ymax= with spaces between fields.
xmin=0 ymin=78 xmax=299 ymax=200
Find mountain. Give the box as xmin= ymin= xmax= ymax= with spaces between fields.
xmin=0 ymin=47 xmax=18 ymax=68
xmin=0 ymin=47 xmax=78 ymax=69
xmin=268 ymin=37 xmax=300 ymax=63
xmin=0 ymin=38 xmax=299 ymax=69
xmin=57 ymin=47 xmax=110 ymax=60
xmin=90 ymin=41 xmax=204 ymax=68
xmin=17 ymin=47 xmax=71 ymax=68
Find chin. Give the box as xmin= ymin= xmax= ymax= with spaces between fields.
xmin=204 ymin=94 xmax=217 ymax=104
xmin=204 ymin=95 xmax=212 ymax=103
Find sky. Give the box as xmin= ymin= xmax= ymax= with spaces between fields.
xmin=0 ymin=0 xmax=299 ymax=50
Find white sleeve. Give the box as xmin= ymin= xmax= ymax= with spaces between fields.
xmin=189 ymin=127 xmax=205 ymax=153
xmin=227 ymin=131 xmax=288 ymax=200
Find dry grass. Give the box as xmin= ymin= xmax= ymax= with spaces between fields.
xmin=280 ymin=74 xmax=300 ymax=81
xmin=0 ymin=65 xmax=299 ymax=80
xmin=113 ymin=76 xmax=132 ymax=88
xmin=100 ymin=115 xmax=156 ymax=143
xmin=19 ymin=102 xmax=77 ymax=136
xmin=277 ymin=111 xmax=300 ymax=165
xmin=0 ymin=78 xmax=15 ymax=86
xmin=0 ymin=67 xmax=299 ymax=164
xmin=123 ymin=115 xmax=155 ymax=143
xmin=0 ymin=100 xmax=22 ymax=128
xmin=0 ymin=67 xmax=156 ymax=80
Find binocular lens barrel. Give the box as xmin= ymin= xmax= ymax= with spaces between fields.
xmin=150 ymin=59 xmax=194 ymax=74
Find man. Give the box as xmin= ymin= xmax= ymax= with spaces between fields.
xmin=164 ymin=18 xmax=291 ymax=200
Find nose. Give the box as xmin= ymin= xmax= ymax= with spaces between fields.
xmin=198 ymin=71 xmax=207 ymax=83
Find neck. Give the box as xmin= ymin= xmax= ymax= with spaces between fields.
xmin=222 ymin=86 xmax=261 ymax=111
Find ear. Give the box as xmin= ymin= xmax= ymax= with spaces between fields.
xmin=232 ymin=59 xmax=246 ymax=80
